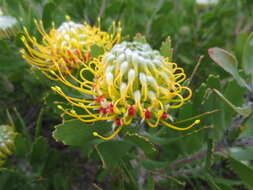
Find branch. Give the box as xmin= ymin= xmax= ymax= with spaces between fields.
xmin=170 ymin=137 xmax=253 ymax=169
xmin=98 ymin=0 xmax=106 ymax=18
xmin=170 ymin=144 xmax=224 ymax=168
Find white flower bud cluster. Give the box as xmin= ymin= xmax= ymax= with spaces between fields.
xmin=0 ymin=16 xmax=19 ymax=39
xmin=0 ymin=16 xmax=17 ymax=30
xmin=0 ymin=125 xmax=16 ymax=164
xmin=56 ymin=21 xmax=87 ymax=48
xmin=0 ymin=125 xmax=15 ymax=145
xmin=103 ymin=41 xmax=163 ymax=66
xmin=102 ymin=41 xmax=165 ymax=90
xmin=100 ymin=41 xmax=176 ymax=106
xmin=57 ymin=21 xmax=83 ymax=33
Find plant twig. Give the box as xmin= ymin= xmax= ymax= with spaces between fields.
xmin=174 ymin=109 xmax=219 ymax=124
xmin=98 ymin=0 xmax=106 ymax=18
xmin=170 ymin=136 xmax=253 ymax=169
xmin=188 ymin=55 xmax=204 ymax=85
xmin=170 ymin=144 xmax=224 ymax=168
xmin=92 ymin=183 xmax=104 ymax=190
xmin=171 ymin=167 xmax=203 ymax=176
xmin=145 ymin=0 xmax=164 ymax=37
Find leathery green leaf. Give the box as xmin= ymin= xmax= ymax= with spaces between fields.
xmin=124 ymin=133 xmax=156 ymax=153
xmin=53 ymin=119 xmax=110 ymax=146
xmin=95 ymin=140 xmax=132 ymax=168
xmin=242 ymin=32 xmax=253 ymax=77
xmin=208 ymin=47 xmax=250 ymax=90
xmin=227 ymin=156 xmax=253 ymax=189
xmin=212 ymin=88 xmax=251 ymax=116
xmin=160 ymin=36 xmax=173 ymax=61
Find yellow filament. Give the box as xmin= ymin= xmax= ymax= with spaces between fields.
xmin=52 ymin=88 xmax=103 ymax=120
xmin=146 ymin=101 xmax=164 ymax=128
xmin=93 ymin=125 xmax=124 ymax=140
xmin=58 ymin=106 xmax=115 ymax=122
xmin=147 ymin=119 xmax=160 ymax=128
xmin=42 ymin=71 xmax=58 ymax=80
xmin=161 ymin=120 xmax=200 ymax=131
xmin=168 ymin=93 xmax=184 ymax=109
xmin=51 ymin=66 xmax=96 ymax=96
xmin=181 ymin=86 xmax=192 ymax=101
xmin=175 ymin=73 xmax=186 ymax=84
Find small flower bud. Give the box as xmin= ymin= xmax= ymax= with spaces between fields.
xmin=120 ymin=83 xmax=127 ymax=95
xmin=128 ymin=69 xmax=136 ymax=81
xmin=103 ymin=53 xmax=115 ymax=63
xmin=106 ymin=72 xmax=114 ymax=85
xmin=116 ymin=54 xmax=125 ymax=63
xmin=120 ymin=61 xmax=128 ymax=74
xmin=134 ymin=90 xmax=141 ymax=102
xmin=139 ymin=73 xmax=147 ymax=84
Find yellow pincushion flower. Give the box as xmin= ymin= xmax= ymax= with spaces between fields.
xmin=21 ymin=17 xmax=121 ymax=79
xmin=52 ymin=41 xmax=200 ymax=140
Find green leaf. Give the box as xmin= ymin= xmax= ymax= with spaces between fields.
xmin=15 ymin=32 xmax=24 ymax=48
xmin=147 ymin=176 xmax=155 ymax=190
xmin=6 ymin=110 xmax=15 ymax=128
xmin=216 ymin=184 xmax=236 ymax=190
xmin=42 ymin=2 xmax=56 ymax=29
xmin=208 ymin=47 xmax=250 ymax=90
xmin=13 ymin=108 xmax=30 ymax=140
xmin=142 ymin=159 xmax=169 ymax=170
xmin=90 ymin=45 xmax=105 ymax=58
xmin=143 ymin=132 xmax=169 ymax=145
xmin=160 ymin=36 xmax=173 ymax=61
xmin=53 ymin=173 xmax=70 ymax=190
xmin=227 ymin=125 xmax=248 ymax=145
xmin=212 ymin=88 xmax=251 ymax=116
xmin=14 ymin=134 xmax=30 ymax=158
xmin=124 ymin=133 xmax=156 ymax=153
xmin=205 ymin=174 xmax=223 ymax=190
xmin=242 ymin=32 xmax=253 ymax=77
xmin=29 ymin=137 xmax=49 ymax=167
xmin=230 ymin=147 xmax=253 ymax=161
xmin=53 ymin=119 xmax=110 ymax=146
xmin=202 ymin=175 xmax=237 ymax=190
xmin=35 ymin=108 xmax=44 ymax=138
xmin=205 ymin=138 xmax=214 ymax=171
xmin=95 ymin=140 xmax=132 ymax=168
xmin=206 ymin=74 xmax=220 ymax=89
xmin=223 ymin=79 xmax=248 ymax=127
xmin=227 ymin=156 xmax=253 ymax=189
xmin=211 ymin=177 xmax=243 ymax=186
xmin=201 ymin=74 xmax=226 ymax=138
xmin=120 ymin=161 xmax=139 ymax=189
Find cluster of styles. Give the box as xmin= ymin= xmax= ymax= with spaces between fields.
xmin=21 ymin=17 xmax=200 ymax=140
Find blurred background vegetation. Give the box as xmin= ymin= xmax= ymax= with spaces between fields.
xmin=0 ymin=0 xmax=253 ymax=189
